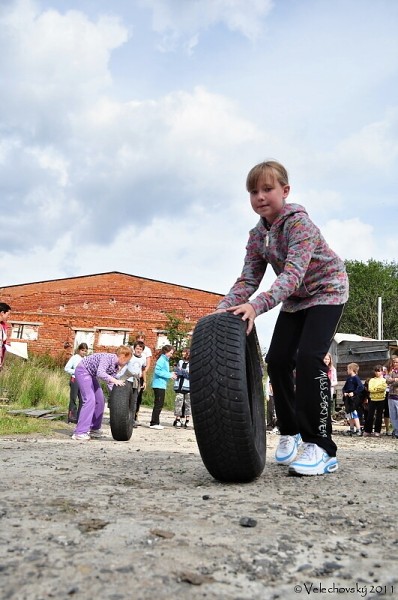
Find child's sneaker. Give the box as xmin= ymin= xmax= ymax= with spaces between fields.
xmin=89 ymin=429 xmax=105 ymax=439
xmin=184 ymin=420 xmax=190 ymax=428
xmin=288 ymin=443 xmax=338 ymax=476
xmin=173 ymin=419 xmax=182 ymax=427
xmin=275 ymin=434 xmax=302 ymax=465
xmin=71 ymin=433 xmax=90 ymax=441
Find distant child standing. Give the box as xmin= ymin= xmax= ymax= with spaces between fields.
xmin=72 ymin=346 xmax=132 ymax=441
xmin=118 ymin=341 xmax=147 ymax=427
xmin=342 ymin=363 xmax=364 ymax=436
xmin=216 ymin=160 xmax=348 ymax=476
xmin=134 ymin=333 xmax=152 ymax=423
xmin=324 ymin=352 xmax=338 ymax=413
xmin=0 ymin=302 xmax=11 ymax=371
xmin=363 ymin=365 xmax=387 ymax=437
xmin=173 ymin=348 xmax=191 ymax=428
xmin=386 ymin=356 xmax=398 ymax=439
xmin=64 ymin=343 xmax=89 ymax=423
xmin=150 ymin=345 xmax=177 ymax=430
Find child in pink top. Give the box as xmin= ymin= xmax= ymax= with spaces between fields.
xmin=216 ymin=161 xmax=348 ymax=476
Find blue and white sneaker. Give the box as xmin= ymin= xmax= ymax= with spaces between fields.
xmin=275 ymin=433 xmax=302 ymax=465
xmin=288 ymin=442 xmax=338 ymax=476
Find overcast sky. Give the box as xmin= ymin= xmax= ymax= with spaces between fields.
xmin=1 ymin=0 xmax=397 ymax=348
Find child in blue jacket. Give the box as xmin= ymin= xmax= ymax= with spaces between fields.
xmin=150 ymin=345 xmax=177 ymax=430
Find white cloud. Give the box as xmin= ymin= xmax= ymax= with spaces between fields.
xmin=322 ymin=219 xmax=375 ymax=261
xmin=336 ymin=112 xmax=398 ymax=171
xmin=0 ymin=0 xmax=128 ymax=131
xmin=142 ymin=0 xmax=274 ymax=49
xmin=27 ymin=146 xmax=69 ymax=186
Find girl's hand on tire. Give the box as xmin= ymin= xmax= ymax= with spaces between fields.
xmin=226 ymin=303 xmax=256 ymax=335
xmin=111 ymin=378 xmax=125 ymax=387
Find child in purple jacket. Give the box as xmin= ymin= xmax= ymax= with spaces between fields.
xmin=216 ymin=160 xmax=348 ymax=476
xmin=72 ymin=345 xmax=132 ymax=441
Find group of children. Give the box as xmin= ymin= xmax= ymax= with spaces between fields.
xmin=3 ymin=158 xmax=395 ymax=480
xmin=64 ymin=335 xmax=191 ymax=440
xmin=342 ymin=357 xmax=398 ymax=438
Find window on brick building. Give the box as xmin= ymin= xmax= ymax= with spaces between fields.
xmin=98 ymin=329 xmax=130 ymax=347
xmin=156 ymin=332 xmax=171 ymax=349
xmin=11 ymin=323 xmax=39 ymax=341
xmin=73 ymin=331 xmax=95 ymax=352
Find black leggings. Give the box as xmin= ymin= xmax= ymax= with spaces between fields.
xmin=267 ymin=304 xmax=344 ymax=457
xmin=364 ymin=400 xmax=384 ymax=434
xmin=150 ymin=388 xmax=165 ymax=426
xmin=135 ymin=377 xmax=144 ymax=420
xmin=68 ymin=379 xmax=83 ymax=423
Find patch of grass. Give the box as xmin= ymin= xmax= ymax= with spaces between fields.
xmin=1 ymin=355 xmax=69 ymax=408
xmin=0 ymin=406 xmax=68 ymax=436
xmin=0 ymin=354 xmax=70 ymax=435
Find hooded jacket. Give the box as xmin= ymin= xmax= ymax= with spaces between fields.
xmin=151 ymin=354 xmax=173 ymax=390
xmin=217 ymin=203 xmax=349 ymax=316
xmin=173 ymin=359 xmax=190 ymax=393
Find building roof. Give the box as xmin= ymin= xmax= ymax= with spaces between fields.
xmin=334 ymin=333 xmax=398 ymax=345
xmin=0 ymin=271 xmax=224 ymax=297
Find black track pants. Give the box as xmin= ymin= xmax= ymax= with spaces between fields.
xmin=267 ymin=304 xmax=344 ymax=457
xmin=150 ymin=388 xmax=165 ymax=426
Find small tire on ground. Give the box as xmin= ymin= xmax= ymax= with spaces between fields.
xmin=109 ymin=384 xmax=134 ymax=441
xmin=190 ymin=312 xmax=266 ymax=483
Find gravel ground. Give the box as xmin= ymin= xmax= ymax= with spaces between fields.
xmin=1 ymin=407 xmax=397 ymax=600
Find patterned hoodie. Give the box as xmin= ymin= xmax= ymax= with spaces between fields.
xmin=217 ymin=203 xmax=349 ymax=316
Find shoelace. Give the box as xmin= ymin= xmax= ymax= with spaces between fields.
xmin=297 ymin=442 xmax=315 ymax=460
xmin=278 ymin=435 xmax=295 ymax=449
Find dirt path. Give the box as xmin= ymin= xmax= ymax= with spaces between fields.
xmin=1 ymin=407 xmax=397 ymax=600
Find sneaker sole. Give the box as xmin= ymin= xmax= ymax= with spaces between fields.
xmin=275 ymin=450 xmax=299 ymax=466
xmin=288 ymin=460 xmax=338 ymax=477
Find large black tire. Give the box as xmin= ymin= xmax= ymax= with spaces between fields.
xmin=109 ymin=384 xmax=135 ymax=441
xmin=190 ymin=312 xmax=266 ymax=483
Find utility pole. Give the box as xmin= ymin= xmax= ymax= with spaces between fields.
xmin=377 ymin=296 xmax=383 ymax=340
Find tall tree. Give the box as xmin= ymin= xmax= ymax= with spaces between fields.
xmin=163 ymin=311 xmax=191 ymax=362
xmin=339 ymin=260 xmax=398 ymax=339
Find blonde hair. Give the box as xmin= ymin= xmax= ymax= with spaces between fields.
xmin=116 ymin=345 xmax=133 ymax=358
xmin=246 ymin=160 xmax=289 ymax=192
xmin=347 ymin=362 xmax=359 ymax=374
xmin=324 ymin=353 xmax=334 ymax=368
xmin=386 ymin=355 xmax=398 ymax=372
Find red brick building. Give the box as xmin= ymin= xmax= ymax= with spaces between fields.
xmin=0 ymin=272 xmax=223 ymax=360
